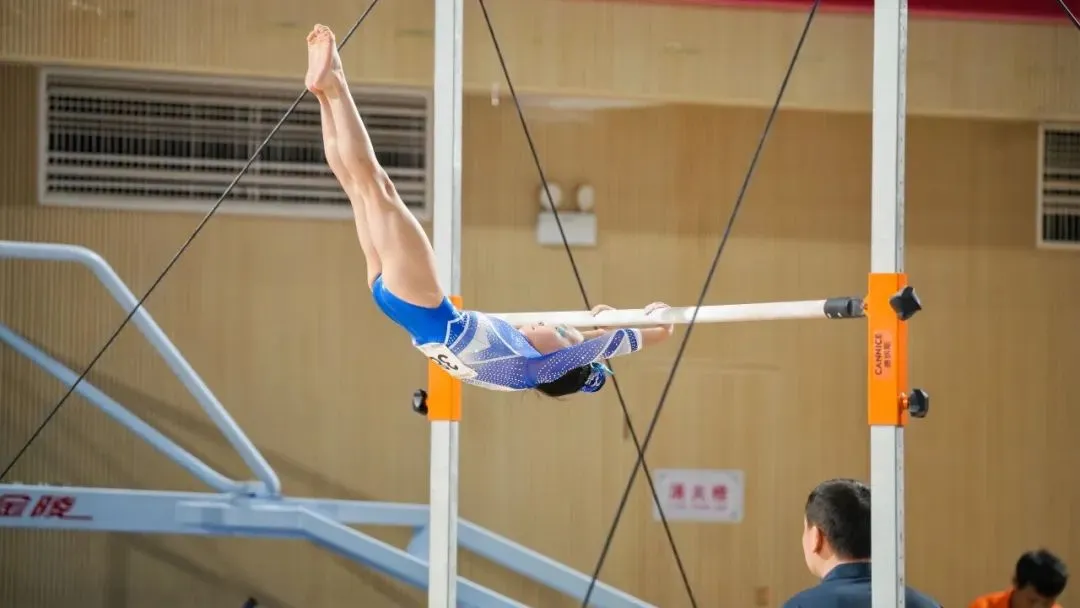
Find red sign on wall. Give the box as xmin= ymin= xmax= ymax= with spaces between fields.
xmin=654 ymin=469 xmax=744 ymax=522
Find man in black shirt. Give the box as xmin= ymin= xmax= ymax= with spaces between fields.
xmin=782 ymin=478 xmax=940 ymax=608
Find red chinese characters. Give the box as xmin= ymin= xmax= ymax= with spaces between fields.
xmin=0 ymin=494 xmax=91 ymax=521
xmin=0 ymin=494 xmax=31 ymax=517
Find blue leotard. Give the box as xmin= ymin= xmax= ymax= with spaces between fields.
xmin=372 ymin=275 xmax=642 ymax=392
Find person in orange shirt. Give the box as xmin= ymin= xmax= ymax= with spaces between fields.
xmin=970 ymin=549 xmax=1069 ymax=608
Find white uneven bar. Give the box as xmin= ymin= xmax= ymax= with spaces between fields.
xmin=495 ymin=299 xmax=837 ymax=328
xmin=429 ymin=0 xmax=464 ymax=604
xmin=869 ymin=0 xmax=907 ymax=606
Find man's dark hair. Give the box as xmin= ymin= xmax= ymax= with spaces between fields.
xmin=1015 ymin=549 xmax=1068 ymax=598
xmin=804 ymin=478 xmax=871 ymax=560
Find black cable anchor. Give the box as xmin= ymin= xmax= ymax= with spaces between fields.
xmin=412 ymin=389 xmax=429 ymax=416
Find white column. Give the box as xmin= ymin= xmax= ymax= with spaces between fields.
xmin=429 ymin=0 xmax=464 ymax=604
xmin=869 ymin=0 xmax=908 ymax=606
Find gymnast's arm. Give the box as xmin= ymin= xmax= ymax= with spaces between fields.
xmin=580 ymin=303 xmax=674 ymax=347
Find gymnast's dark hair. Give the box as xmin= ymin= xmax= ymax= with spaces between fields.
xmin=535 ymin=365 xmax=594 ymax=397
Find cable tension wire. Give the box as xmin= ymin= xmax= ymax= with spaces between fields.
xmin=0 ymin=1 xmax=383 ymax=482
xmin=475 ymin=1 xmax=699 ymax=606
xmin=580 ymin=1 xmax=822 ymax=605
xmin=1057 ymin=0 xmax=1080 ymax=29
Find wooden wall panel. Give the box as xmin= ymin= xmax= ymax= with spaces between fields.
xmin=2 ymin=61 xmax=1080 ymax=607
xmin=1 ymin=0 xmax=1079 ymax=119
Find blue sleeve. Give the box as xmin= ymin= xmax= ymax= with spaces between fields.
xmin=529 ymin=329 xmax=642 ymax=385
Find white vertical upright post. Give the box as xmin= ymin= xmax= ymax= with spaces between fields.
xmin=870 ymin=0 xmax=907 ymax=606
xmin=429 ymin=0 xmax=465 ymax=605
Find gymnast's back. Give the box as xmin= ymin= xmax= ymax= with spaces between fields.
xmin=369 ymin=277 xmax=539 ymax=390
xmin=425 ymin=309 xmax=643 ymax=391
xmin=420 ymin=310 xmax=546 ymax=391
xmin=370 ymin=275 xmax=642 ymax=392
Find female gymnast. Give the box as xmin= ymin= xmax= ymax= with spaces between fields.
xmin=305 ymin=24 xmax=675 ymax=396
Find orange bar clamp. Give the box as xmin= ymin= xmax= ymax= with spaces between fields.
xmin=867 ymin=273 xmax=930 ymax=426
xmin=426 ymin=295 xmax=463 ymax=423
xmin=867 ymin=273 xmax=908 ymax=426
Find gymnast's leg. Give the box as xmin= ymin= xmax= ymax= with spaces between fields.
xmin=305 ymin=24 xmax=444 ymax=308
xmin=309 ymin=82 xmax=382 ymax=285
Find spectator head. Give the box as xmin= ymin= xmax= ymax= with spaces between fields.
xmin=801 ymin=478 xmax=871 ymax=579
xmin=1011 ymin=549 xmax=1068 ymax=608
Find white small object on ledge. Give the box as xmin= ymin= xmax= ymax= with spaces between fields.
xmin=537 ymin=183 xmax=563 ymax=210
xmin=575 ymin=184 xmax=595 ymax=212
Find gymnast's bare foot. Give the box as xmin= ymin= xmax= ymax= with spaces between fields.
xmin=306 ymin=24 xmax=343 ymax=95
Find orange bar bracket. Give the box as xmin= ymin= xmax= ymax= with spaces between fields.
xmin=426 ymin=295 xmax=463 ymax=423
xmin=867 ymin=273 xmax=909 ymax=427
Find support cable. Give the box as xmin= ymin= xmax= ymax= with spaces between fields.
xmin=476 ymin=1 xmax=699 ymax=605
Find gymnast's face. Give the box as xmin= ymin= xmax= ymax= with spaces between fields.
xmin=518 ymin=323 xmax=583 ymax=354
